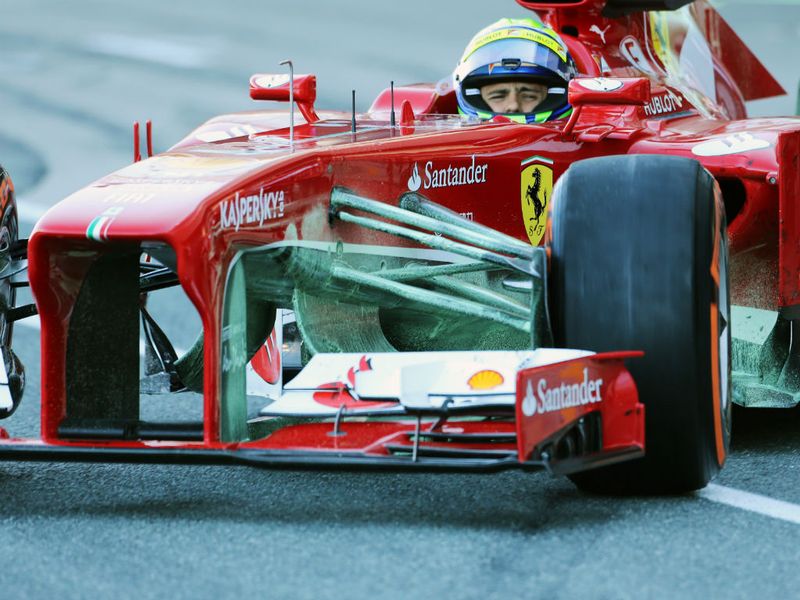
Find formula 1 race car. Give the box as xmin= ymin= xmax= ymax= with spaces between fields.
xmin=5 ymin=0 xmax=796 ymax=494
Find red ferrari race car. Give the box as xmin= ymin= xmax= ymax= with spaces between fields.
xmin=0 ymin=0 xmax=793 ymax=494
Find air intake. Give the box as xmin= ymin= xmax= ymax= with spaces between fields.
xmin=516 ymin=0 xmax=694 ymax=15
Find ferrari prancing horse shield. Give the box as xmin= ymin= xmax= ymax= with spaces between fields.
xmin=520 ymin=158 xmax=553 ymax=246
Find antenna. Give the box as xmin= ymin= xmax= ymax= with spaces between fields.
xmin=146 ymin=120 xmax=153 ymax=158
xmin=133 ymin=121 xmax=141 ymax=162
xmin=279 ymin=59 xmax=295 ymax=148
xmin=390 ymin=81 xmax=396 ymax=128
xmin=351 ymin=90 xmax=357 ymax=134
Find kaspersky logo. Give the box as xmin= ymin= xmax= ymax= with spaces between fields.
xmin=407 ymin=155 xmax=488 ymax=192
xmin=522 ymin=368 xmax=604 ymax=416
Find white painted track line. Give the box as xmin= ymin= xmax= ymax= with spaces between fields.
xmin=698 ymin=483 xmax=800 ymax=525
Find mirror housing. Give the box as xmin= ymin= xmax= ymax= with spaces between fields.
xmin=515 ymin=0 xmax=694 ymax=16
xmin=250 ymin=73 xmax=317 ymax=103
xmin=250 ymin=73 xmax=319 ymax=123
xmin=568 ymin=77 xmax=651 ymax=107
xmin=562 ymin=77 xmax=652 ymax=138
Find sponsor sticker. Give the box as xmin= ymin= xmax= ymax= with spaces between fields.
xmin=250 ymin=327 xmax=282 ymax=386
xmin=0 ymin=177 xmax=13 ymax=206
xmin=520 ymin=156 xmax=553 ymax=246
xmin=521 ymin=368 xmax=604 ymax=417
xmin=577 ymin=78 xmax=624 ymax=92
xmin=407 ymin=155 xmax=489 ymax=192
xmin=468 ymin=370 xmax=504 ymax=390
xmin=589 ymin=24 xmax=610 ymax=44
xmin=649 ymin=12 xmax=676 ymax=73
xmin=196 ymin=124 xmax=258 ymax=143
xmin=220 ymin=188 xmax=285 ymax=231
xmin=103 ymin=191 xmax=156 ymax=205
xmin=114 ymin=154 xmax=260 ymax=184
xmin=86 ymin=206 xmax=125 ymax=242
xmin=619 ymin=35 xmax=661 ymax=77
xmin=643 ymin=92 xmax=685 ymax=117
xmin=313 ymin=355 xmax=385 ymax=409
xmin=467 ymin=29 xmax=567 ymax=63
xmin=407 ymin=164 xmax=422 ymax=192
xmin=692 ymin=133 xmax=771 ymax=157
xmin=253 ymin=74 xmax=291 ymax=88
xmin=148 ymin=155 xmax=256 ymax=173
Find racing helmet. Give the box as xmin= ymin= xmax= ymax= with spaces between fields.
xmin=454 ymin=18 xmax=577 ymax=124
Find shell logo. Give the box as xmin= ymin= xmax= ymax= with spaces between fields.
xmin=468 ymin=370 xmax=504 ymax=390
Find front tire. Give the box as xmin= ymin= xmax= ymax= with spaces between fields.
xmin=0 ymin=165 xmax=24 ymax=417
xmin=549 ymin=155 xmax=731 ymax=494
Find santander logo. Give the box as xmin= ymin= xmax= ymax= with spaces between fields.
xmin=407 ymin=164 xmax=422 ymax=192
xmin=407 ymin=155 xmax=488 ymax=192
xmin=521 ymin=369 xmax=604 ymax=417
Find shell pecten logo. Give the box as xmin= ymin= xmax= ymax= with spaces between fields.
xmin=468 ymin=370 xmax=504 ymax=390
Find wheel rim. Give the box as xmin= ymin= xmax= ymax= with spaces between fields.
xmin=717 ymin=232 xmax=732 ymax=442
xmin=0 ymin=211 xmax=15 ymax=347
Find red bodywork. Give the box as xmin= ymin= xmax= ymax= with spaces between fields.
xmin=515 ymin=352 xmax=643 ymax=470
xmin=11 ymin=0 xmax=795 ymax=467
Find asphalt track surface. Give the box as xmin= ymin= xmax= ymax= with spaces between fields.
xmin=1 ymin=1 xmax=800 ymax=598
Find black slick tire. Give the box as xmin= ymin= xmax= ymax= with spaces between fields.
xmin=0 ymin=165 xmax=23 ymax=416
xmin=549 ymin=155 xmax=731 ymax=494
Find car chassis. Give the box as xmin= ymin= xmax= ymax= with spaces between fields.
xmin=0 ymin=0 xmax=777 ymax=493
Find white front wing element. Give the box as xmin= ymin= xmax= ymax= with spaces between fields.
xmin=258 ymin=349 xmax=593 ymax=417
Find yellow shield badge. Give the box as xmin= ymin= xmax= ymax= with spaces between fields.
xmin=520 ymin=156 xmax=554 ymax=246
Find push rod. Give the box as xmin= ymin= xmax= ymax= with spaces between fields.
xmin=331 ymin=188 xmax=535 ymax=261
xmin=331 ymin=263 xmax=531 ymax=333
xmin=336 ymin=211 xmax=537 ymax=276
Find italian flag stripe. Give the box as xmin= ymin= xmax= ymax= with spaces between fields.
xmin=86 ymin=216 xmax=109 ymax=242
xmin=522 ymin=155 xmax=554 ymax=167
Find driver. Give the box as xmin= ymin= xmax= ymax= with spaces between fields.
xmin=454 ymin=17 xmax=577 ymax=123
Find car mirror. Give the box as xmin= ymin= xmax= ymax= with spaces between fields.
xmin=250 ymin=73 xmax=317 ymax=104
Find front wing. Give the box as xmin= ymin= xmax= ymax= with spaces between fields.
xmin=0 ymin=351 xmax=644 ymax=475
